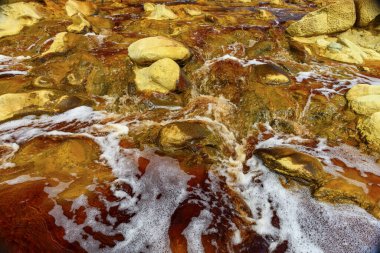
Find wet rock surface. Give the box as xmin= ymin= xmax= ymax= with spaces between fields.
xmin=0 ymin=0 xmax=380 ymax=252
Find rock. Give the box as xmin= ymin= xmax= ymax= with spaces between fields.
xmin=358 ymin=112 xmax=380 ymax=151
xmin=145 ymin=4 xmax=177 ymax=20
xmin=346 ymin=84 xmax=380 ymax=101
xmin=67 ymin=13 xmax=91 ymax=33
xmin=0 ymin=2 xmax=42 ymax=38
xmin=257 ymin=9 xmax=276 ymax=20
xmin=253 ymin=64 xmax=291 ymax=85
xmin=314 ymin=178 xmax=380 ymax=218
xmin=32 ymin=76 xmax=56 ymax=88
xmin=128 ymin=36 xmax=191 ymax=64
xmin=346 ymin=84 xmax=380 ymax=115
xmin=0 ymin=90 xmax=83 ymax=122
xmin=134 ymin=58 xmax=180 ymax=94
xmin=255 ymin=147 xmax=327 ymax=186
xmin=286 ymin=0 xmax=356 ymax=36
xmin=355 ymin=0 xmax=380 ymax=27
xmin=338 ymin=29 xmax=380 ymax=52
xmin=349 ymin=95 xmax=380 ymax=116
xmin=41 ymin=32 xmax=80 ymax=57
xmin=157 ymin=121 xmax=213 ymax=152
xmin=184 ymin=8 xmax=202 ymax=16
xmin=292 ymin=34 xmax=380 ymax=64
xmin=65 ymin=0 xmax=98 ymax=17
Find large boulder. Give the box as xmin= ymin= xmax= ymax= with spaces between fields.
xmin=355 ymin=0 xmax=380 ymax=27
xmin=286 ymin=0 xmax=356 ymax=37
xmin=128 ymin=36 xmax=191 ymax=64
xmin=134 ymin=58 xmax=180 ymax=94
xmin=0 ymin=2 xmax=42 ymax=38
xmin=346 ymin=84 xmax=380 ymax=116
xmin=358 ymin=111 xmax=380 ymax=151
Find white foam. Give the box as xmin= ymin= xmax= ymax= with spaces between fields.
xmin=182 ymin=209 xmax=213 ymax=253
xmin=230 ymin=156 xmax=380 ymax=253
xmin=2 ymin=174 xmax=45 ymax=185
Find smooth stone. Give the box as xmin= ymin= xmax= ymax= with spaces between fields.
xmin=145 ymin=4 xmax=177 ymax=20
xmin=0 ymin=2 xmax=42 ymax=38
xmin=286 ymin=0 xmax=356 ymax=36
xmin=346 ymin=84 xmax=380 ymax=101
xmin=184 ymin=8 xmax=202 ymax=16
xmin=157 ymin=121 xmax=212 ymax=151
xmin=0 ymin=90 xmax=64 ymax=122
xmin=254 ymin=147 xmax=327 ymax=186
xmin=128 ymin=36 xmax=191 ymax=64
xmin=41 ymin=32 xmax=81 ymax=57
xmin=313 ymin=178 xmax=380 ymax=219
xmin=65 ymin=0 xmax=98 ymax=17
xmin=350 ymin=95 xmax=380 ymax=116
xmin=134 ymin=58 xmax=180 ymax=94
xmin=254 ymin=64 xmax=291 ymax=85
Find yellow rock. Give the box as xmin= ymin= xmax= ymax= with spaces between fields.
xmin=358 ymin=112 xmax=380 ymax=151
xmin=128 ymin=36 xmax=191 ymax=64
xmin=257 ymin=9 xmax=276 ymax=20
xmin=0 ymin=90 xmax=55 ymax=122
xmin=134 ymin=58 xmax=180 ymax=94
xmin=314 ymin=178 xmax=380 ymax=219
xmin=65 ymin=0 xmax=98 ymax=17
xmin=292 ymin=34 xmax=380 ymax=64
xmin=346 ymin=84 xmax=380 ymax=101
xmin=254 ymin=147 xmax=327 ymax=186
xmin=346 ymin=84 xmax=380 ymax=115
xmin=350 ymin=95 xmax=380 ymax=116
xmin=355 ymin=0 xmax=380 ymax=27
xmin=145 ymin=4 xmax=177 ymax=20
xmin=184 ymin=8 xmax=202 ymax=16
xmin=67 ymin=13 xmax=91 ymax=33
xmin=286 ymin=0 xmax=356 ymax=36
xmin=41 ymin=32 xmax=81 ymax=57
xmin=0 ymin=2 xmax=42 ymax=38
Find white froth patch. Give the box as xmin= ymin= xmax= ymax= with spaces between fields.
xmin=183 ymin=209 xmax=213 ymax=253
xmin=1 ymin=174 xmax=45 ymax=185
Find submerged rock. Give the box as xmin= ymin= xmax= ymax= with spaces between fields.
xmin=0 ymin=2 xmax=42 ymax=38
xmin=254 ymin=147 xmax=327 ymax=186
xmin=134 ymin=58 xmax=180 ymax=94
xmin=314 ymin=178 xmax=380 ymax=218
xmin=355 ymin=0 xmax=380 ymax=27
xmin=128 ymin=36 xmax=191 ymax=64
xmin=0 ymin=90 xmax=84 ymax=122
xmin=157 ymin=121 xmax=217 ymax=153
xmin=65 ymin=0 xmax=98 ymax=17
xmin=253 ymin=64 xmax=291 ymax=86
xmin=41 ymin=32 xmax=81 ymax=57
xmin=286 ymin=0 xmax=356 ymax=36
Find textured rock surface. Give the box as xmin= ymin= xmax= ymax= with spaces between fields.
xmin=358 ymin=112 xmax=380 ymax=151
xmin=286 ymin=0 xmax=356 ymax=36
xmin=355 ymin=0 xmax=380 ymax=27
